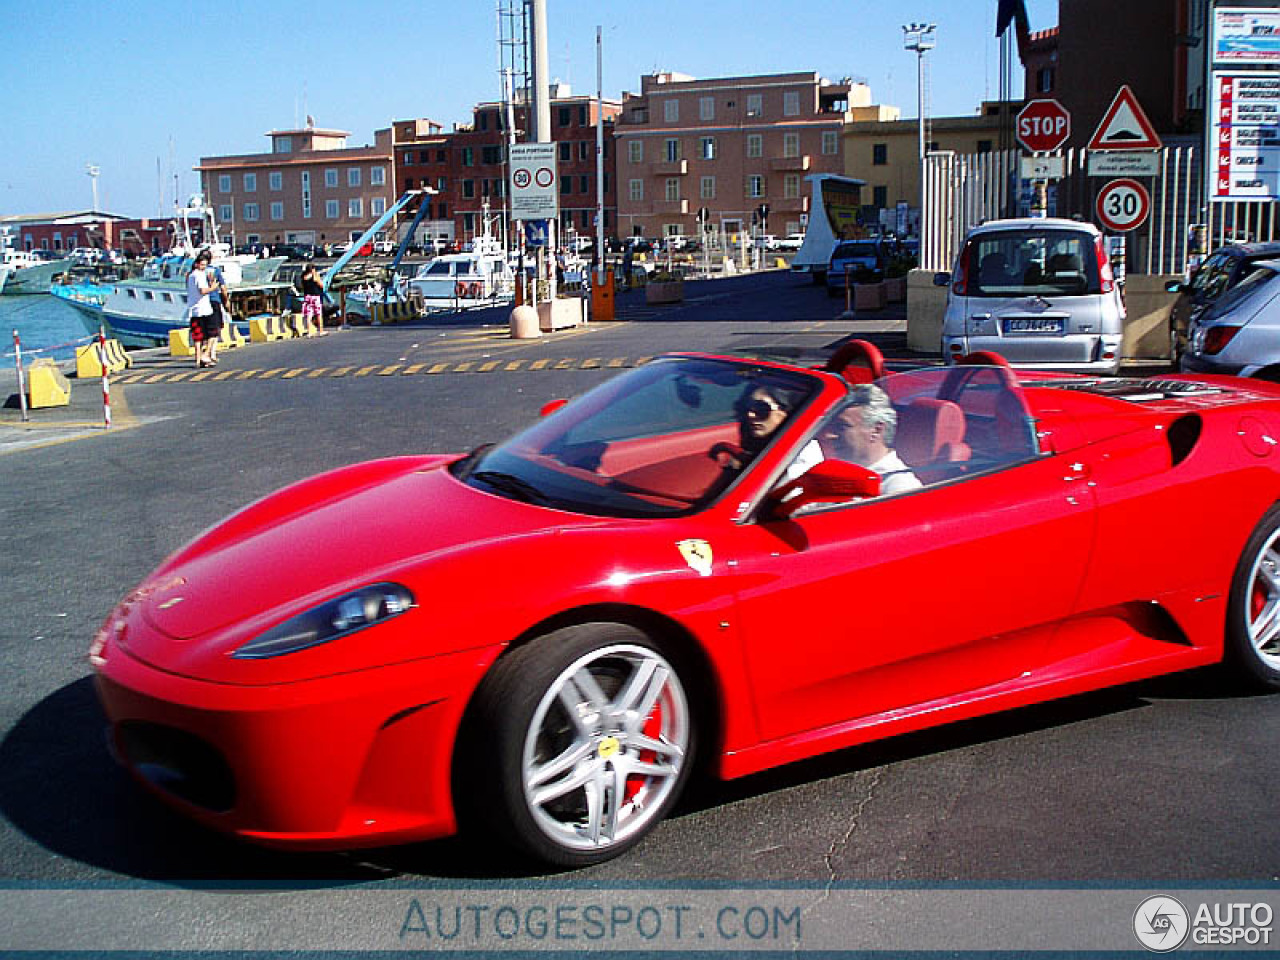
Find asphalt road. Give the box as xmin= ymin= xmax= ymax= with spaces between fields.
xmin=1 ymin=270 xmax=1277 ymax=947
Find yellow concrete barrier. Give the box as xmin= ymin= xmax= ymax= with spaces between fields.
xmin=28 ymin=359 xmax=71 ymax=408
xmin=370 ymin=300 xmax=419 ymax=325
xmin=76 ymin=339 xmax=130 ymax=378
xmin=250 ymin=314 xmax=293 ymax=343
xmin=218 ymin=324 xmax=247 ymax=349
xmin=169 ymin=328 xmax=194 ymax=358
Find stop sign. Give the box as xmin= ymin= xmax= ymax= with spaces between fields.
xmin=1016 ymin=99 xmax=1071 ymax=153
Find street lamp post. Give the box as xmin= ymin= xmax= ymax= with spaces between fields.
xmin=902 ymin=22 xmax=936 ymax=240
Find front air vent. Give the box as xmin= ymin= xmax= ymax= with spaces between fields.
xmin=1166 ymin=414 xmax=1202 ymax=467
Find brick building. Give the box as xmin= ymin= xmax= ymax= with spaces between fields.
xmin=195 ymin=123 xmax=394 ymax=248
xmin=393 ymin=89 xmax=621 ymax=248
xmin=612 ymin=71 xmax=861 ymax=243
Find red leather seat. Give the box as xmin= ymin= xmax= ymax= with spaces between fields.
xmin=896 ymin=397 xmax=971 ymax=470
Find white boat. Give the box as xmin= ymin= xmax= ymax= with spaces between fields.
xmin=50 ymin=197 xmax=291 ymax=346
xmin=1 ymin=248 xmax=75 ymax=295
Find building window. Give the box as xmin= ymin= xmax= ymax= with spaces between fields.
xmin=699 ymin=137 xmax=716 ymax=160
xmin=243 ymin=173 xmax=257 ymax=192
xmin=325 ymin=199 xmax=339 ymax=219
xmin=699 ymin=96 xmax=715 ymax=121
xmin=784 ymin=174 xmax=800 ymax=198
xmin=243 ymin=203 xmax=260 ymax=221
xmin=461 ymin=147 xmax=474 ymax=167
xmin=873 ymin=185 xmax=888 ymax=208
xmin=370 ymin=166 xmax=385 ymax=186
xmin=462 ymin=179 xmax=475 ymax=198
xmin=628 ymin=140 xmax=643 ymax=164
xmin=665 ymin=178 xmax=680 ymax=202
xmin=348 ymin=198 xmax=363 ymax=218
xmin=872 ymin=143 xmax=888 ymax=165
xmin=746 ymin=93 xmax=763 ymax=117
xmin=347 ymin=168 xmax=361 ymax=187
xmin=783 ymin=133 xmax=800 ymax=158
xmin=325 ymin=168 xmax=338 ymax=188
xmin=270 ymin=202 xmax=284 ymax=220
xmin=268 ymin=171 xmax=282 ymax=191
xmin=783 ymin=91 xmax=800 ymax=116
xmin=217 ymin=174 xmax=231 ymax=193
xmin=559 ymin=142 xmax=572 ymax=162
xmin=218 ymin=204 xmax=232 ymax=223
xmin=665 ymin=139 xmax=680 ymax=162
xmin=372 ymin=197 xmax=386 ymax=216
xmin=746 ymin=134 xmax=763 ymax=158
xmin=629 ymin=179 xmax=643 ymax=201
xmin=663 ymin=99 xmax=679 ymax=123
xmin=700 ymin=175 xmax=715 ymax=199
xmin=747 ymin=175 xmax=765 ymax=198
xmin=822 ymin=130 xmax=838 ymax=155
xmin=274 ymin=136 xmax=292 ymax=154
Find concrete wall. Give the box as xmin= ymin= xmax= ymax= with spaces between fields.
xmin=905 ymin=268 xmax=1181 ymax=361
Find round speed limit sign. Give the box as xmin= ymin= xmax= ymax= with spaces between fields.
xmin=1095 ymin=178 xmax=1150 ymax=232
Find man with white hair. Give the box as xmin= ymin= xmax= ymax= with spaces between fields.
xmin=825 ymin=384 xmax=922 ymax=495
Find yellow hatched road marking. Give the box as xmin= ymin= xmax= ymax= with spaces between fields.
xmin=330 ymin=366 xmax=355 ymax=377
xmin=377 ymin=365 xmax=402 ymax=376
xmin=353 ymin=365 xmax=379 ymax=376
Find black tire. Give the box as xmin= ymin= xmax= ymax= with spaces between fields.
xmin=1225 ymin=504 xmax=1280 ymax=691
xmin=458 ymin=623 xmax=696 ymax=867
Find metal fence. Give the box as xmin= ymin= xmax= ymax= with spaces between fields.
xmin=921 ymin=140 xmax=1278 ymax=276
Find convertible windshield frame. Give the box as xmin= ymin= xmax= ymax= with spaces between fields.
xmin=451 ymin=356 xmax=825 ymax=519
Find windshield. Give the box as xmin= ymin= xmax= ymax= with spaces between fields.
xmin=452 ymin=357 xmax=820 ymax=518
xmin=964 ymin=228 xmax=1101 ymax=297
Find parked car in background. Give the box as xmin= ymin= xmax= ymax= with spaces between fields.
xmin=936 ymin=217 xmax=1125 ymax=374
xmin=1181 ymin=258 xmax=1280 ymax=380
xmin=825 ymin=239 xmax=888 ymax=294
xmin=1167 ymin=242 xmax=1280 ymax=365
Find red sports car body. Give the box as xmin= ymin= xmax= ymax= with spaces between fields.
xmin=92 ymin=350 xmax=1280 ymax=865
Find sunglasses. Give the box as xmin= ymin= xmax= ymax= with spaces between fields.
xmin=745 ymin=396 xmax=786 ymax=420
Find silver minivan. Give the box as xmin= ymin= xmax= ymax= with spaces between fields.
xmin=936 ymin=218 xmax=1125 ymax=374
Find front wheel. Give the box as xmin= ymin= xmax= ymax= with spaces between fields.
xmin=460 ymin=623 xmax=695 ymax=867
xmin=1226 ymin=504 xmax=1280 ymax=690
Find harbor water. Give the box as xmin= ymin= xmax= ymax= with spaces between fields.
xmin=0 ymin=294 xmax=99 ymax=369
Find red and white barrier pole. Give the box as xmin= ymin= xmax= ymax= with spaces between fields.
xmin=97 ymin=325 xmax=111 ymax=429
xmin=12 ymin=329 xmax=29 ymax=423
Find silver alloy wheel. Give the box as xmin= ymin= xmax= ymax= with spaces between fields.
xmin=521 ymin=643 xmax=689 ymax=852
xmin=1246 ymin=528 xmax=1280 ymax=670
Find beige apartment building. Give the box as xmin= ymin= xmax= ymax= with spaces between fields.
xmin=613 ymin=71 xmax=864 ymax=242
xmin=196 ymin=123 xmax=394 ymax=248
xmin=843 ymin=104 xmax=1013 ymax=229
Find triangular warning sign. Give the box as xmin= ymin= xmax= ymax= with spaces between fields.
xmin=1089 ymin=85 xmax=1162 ymax=151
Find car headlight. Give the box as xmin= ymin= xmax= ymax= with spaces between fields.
xmin=232 ymin=583 xmax=415 ymax=659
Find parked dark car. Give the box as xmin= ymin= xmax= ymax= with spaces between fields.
xmin=1167 ymin=242 xmax=1280 ymax=364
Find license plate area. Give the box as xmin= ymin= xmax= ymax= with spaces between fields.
xmin=1002 ymin=316 xmax=1065 ymax=335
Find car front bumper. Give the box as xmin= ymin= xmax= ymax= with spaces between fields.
xmin=93 ymin=627 xmax=502 ymax=850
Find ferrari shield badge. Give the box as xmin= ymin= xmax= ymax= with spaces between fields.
xmin=676 ymin=539 xmax=714 ymax=577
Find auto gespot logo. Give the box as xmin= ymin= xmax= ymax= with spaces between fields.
xmin=1134 ymin=895 xmax=1274 ymax=951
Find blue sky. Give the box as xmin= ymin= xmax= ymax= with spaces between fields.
xmin=0 ymin=0 xmax=1056 ymax=218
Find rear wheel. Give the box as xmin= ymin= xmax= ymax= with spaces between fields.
xmin=1226 ymin=505 xmax=1280 ymax=690
xmin=461 ymin=623 xmax=695 ymax=866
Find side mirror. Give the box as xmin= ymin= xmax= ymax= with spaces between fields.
xmin=767 ymin=460 xmax=882 ymax=519
xmin=1165 ymin=280 xmax=1185 ymax=293
xmin=539 ymin=398 xmax=570 ymax=418
xmin=933 ymin=272 xmax=951 ymax=287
